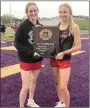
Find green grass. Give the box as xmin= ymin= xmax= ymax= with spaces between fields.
xmin=74 ymin=19 xmax=89 ymax=30
xmin=6 ymin=27 xmax=14 ymax=36
xmin=73 ymin=19 xmax=89 ymax=34
xmin=4 ymin=25 xmax=89 ymax=42
xmin=5 ymin=27 xmax=14 ymax=42
xmin=80 ymin=30 xmax=89 ymax=34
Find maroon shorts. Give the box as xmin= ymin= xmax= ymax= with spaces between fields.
xmin=20 ymin=61 xmax=42 ymax=71
xmin=50 ymin=58 xmax=72 ymax=69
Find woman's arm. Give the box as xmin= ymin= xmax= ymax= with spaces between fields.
xmin=14 ymin=24 xmax=38 ymax=56
xmin=63 ymin=24 xmax=81 ymax=55
xmin=55 ymin=24 xmax=81 ymax=60
xmin=14 ymin=25 xmax=29 ymax=52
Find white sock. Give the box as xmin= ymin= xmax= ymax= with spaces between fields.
xmin=28 ymin=99 xmax=34 ymax=103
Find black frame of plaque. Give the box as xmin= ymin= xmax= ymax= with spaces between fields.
xmin=33 ymin=26 xmax=59 ymax=57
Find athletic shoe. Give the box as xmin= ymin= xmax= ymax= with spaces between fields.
xmin=55 ymin=101 xmax=65 ymax=107
xmin=27 ymin=99 xmax=40 ymax=107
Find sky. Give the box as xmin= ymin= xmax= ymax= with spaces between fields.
xmin=1 ymin=1 xmax=89 ymax=19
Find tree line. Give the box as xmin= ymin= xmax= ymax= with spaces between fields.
xmin=1 ymin=14 xmax=23 ymax=27
xmin=1 ymin=14 xmax=89 ymax=30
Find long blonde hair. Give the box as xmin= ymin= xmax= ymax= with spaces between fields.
xmin=59 ymin=3 xmax=74 ymax=31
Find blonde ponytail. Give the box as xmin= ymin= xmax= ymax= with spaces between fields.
xmin=59 ymin=3 xmax=74 ymax=32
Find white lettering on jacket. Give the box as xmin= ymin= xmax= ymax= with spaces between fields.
xmin=28 ymin=30 xmax=33 ymax=44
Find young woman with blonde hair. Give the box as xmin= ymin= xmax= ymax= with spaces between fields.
xmin=50 ymin=3 xmax=81 ymax=107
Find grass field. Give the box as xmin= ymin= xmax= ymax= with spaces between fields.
xmin=5 ymin=27 xmax=14 ymax=42
xmin=4 ymin=26 xmax=89 ymax=42
xmin=2 ymin=18 xmax=89 ymax=42
xmin=74 ymin=19 xmax=89 ymax=30
xmin=80 ymin=30 xmax=89 ymax=34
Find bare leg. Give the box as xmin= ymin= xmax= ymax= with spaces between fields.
xmin=51 ymin=67 xmax=64 ymax=102
xmin=59 ymin=68 xmax=71 ymax=107
xmin=29 ymin=69 xmax=41 ymax=101
xmin=19 ymin=69 xmax=32 ymax=107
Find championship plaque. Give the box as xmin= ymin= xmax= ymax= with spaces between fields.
xmin=33 ymin=26 xmax=59 ymax=57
